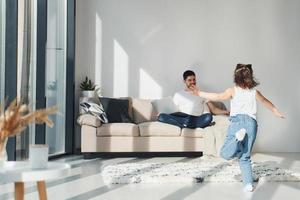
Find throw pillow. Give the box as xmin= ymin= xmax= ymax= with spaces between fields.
xmin=99 ymin=97 xmax=133 ymax=123
xmin=80 ymin=101 xmax=109 ymax=123
xmin=211 ymin=101 xmax=227 ymax=111
xmin=151 ymin=96 xmax=179 ymax=114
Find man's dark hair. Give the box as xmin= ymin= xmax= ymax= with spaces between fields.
xmin=183 ymin=70 xmax=195 ymax=80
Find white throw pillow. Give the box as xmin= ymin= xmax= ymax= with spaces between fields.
xmin=151 ymin=96 xmax=179 ymax=114
xmin=80 ymin=101 xmax=109 ymax=123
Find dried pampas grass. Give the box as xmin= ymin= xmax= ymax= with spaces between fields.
xmin=0 ymin=99 xmax=57 ymax=141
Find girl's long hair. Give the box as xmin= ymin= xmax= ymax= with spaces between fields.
xmin=234 ymin=63 xmax=259 ymax=89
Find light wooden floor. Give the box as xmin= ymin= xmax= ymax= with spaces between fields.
xmin=0 ymin=153 xmax=299 ymax=200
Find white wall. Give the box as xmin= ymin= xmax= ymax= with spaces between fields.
xmin=75 ymin=0 xmax=300 ymax=152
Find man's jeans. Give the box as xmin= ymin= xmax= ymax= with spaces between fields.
xmin=220 ymin=114 xmax=258 ymax=185
xmin=158 ymin=112 xmax=213 ymax=129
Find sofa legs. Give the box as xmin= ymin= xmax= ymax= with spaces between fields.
xmin=82 ymin=152 xmax=203 ymax=159
xmin=83 ymin=153 xmax=98 ymax=159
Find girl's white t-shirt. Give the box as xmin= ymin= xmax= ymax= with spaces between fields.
xmin=230 ymin=86 xmax=257 ymax=119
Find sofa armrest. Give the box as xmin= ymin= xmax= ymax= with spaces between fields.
xmin=77 ymin=114 xmax=102 ymax=127
xmin=212 ymin=115 xmax=230 ymax=127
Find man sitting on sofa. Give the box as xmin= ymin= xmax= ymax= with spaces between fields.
xmin=158 ymin=70 xmax=229 ymax=128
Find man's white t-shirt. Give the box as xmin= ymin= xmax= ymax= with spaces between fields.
xmin=173 ymin=90 xmax=206 ymax=116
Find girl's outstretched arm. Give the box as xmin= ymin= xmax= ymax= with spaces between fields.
xmin=256 ymin=90 xmax=284 ymax=118
xmin=196 ymin=87 xmax=234 ymax=101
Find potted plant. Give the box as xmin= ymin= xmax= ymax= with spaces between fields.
xmin=80 ymin=76 xmax=96 ymax=97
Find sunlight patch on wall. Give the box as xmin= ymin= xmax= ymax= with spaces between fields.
xmin=113 ymin=39 xmax=128 ymax=97
xmin=94 ymin=13 xmax=102 ymax=90
xmin=139 ymin=68 xmax=162 ymax=99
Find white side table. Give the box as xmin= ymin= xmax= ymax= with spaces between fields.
xmin=0 ymin=161 xmax=70 ymax=200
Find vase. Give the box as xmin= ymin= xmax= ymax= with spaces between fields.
xmin=81 ymin=90 xmax=95 ymax=98
xmin=0 ymin=137 xmax=8 ymax=164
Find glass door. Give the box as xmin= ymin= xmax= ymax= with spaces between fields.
xmin=45 ymin=0 xmax=67 ymax=155
xmin=16 ymin=0 xmax=37 ymax=160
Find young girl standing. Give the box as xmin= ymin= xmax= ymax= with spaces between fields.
xmin=193 ymin=64 xmax=284 ymax=192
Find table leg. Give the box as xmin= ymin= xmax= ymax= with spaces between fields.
xmin=15 ymin=182 xmax=24 ymax=200
xmin=37 ymin=181 xmax=47 ymax=200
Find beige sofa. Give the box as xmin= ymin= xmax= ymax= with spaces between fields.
xmin=77 ymin=98 xmax=229 ymax=156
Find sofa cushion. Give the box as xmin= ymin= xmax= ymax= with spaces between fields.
xmin=132 ymin=99 xmax=158 ymax=124
xmin=77 ymin=114 xmax=101 ymax=127
xmin=210 ymin=101 xmax=227 ymax=111
xmin=211 ymin=115 xmax=229 ymax=126
xmin=139 ymin=122 xmax=181 ymax=136
xmin=122 ymin=97 xmax=133 ymax=120
xmin=99 ymin=97 xmax=133 ymax=123
xmin=97 ymin=123 xmax=139 ymax=137
xmin=203 ymin=115 xmax=229 ymax=156
xmin=181 ymin=128 xmax=205 ymax=138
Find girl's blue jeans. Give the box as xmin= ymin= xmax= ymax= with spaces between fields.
xmin=220 ymin=114 xmax=258 ymax=185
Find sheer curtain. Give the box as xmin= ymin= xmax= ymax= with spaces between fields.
xmin=16 ymin=0 xmax=37 ymax=160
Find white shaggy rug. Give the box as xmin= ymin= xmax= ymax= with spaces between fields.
xmin=101 ymin=158 xmax=300 ymax=184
